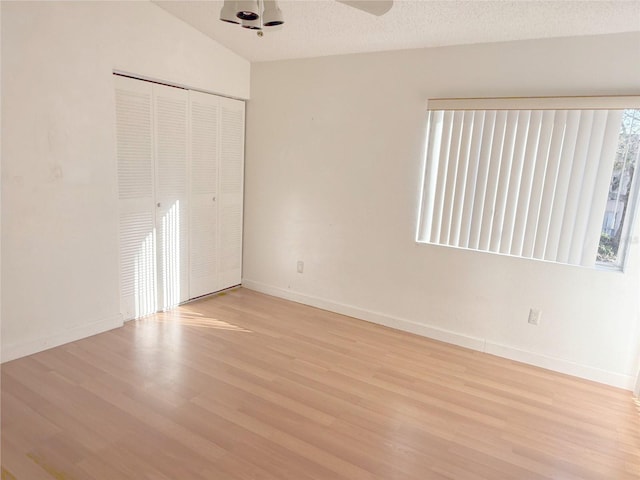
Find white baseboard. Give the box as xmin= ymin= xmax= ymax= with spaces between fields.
xmin=241 ymin=279 xmax=486 ymax=351
xmin=484 ymin=342 xmax=634 ymax=390
xmin=242 ymin=279 xmax=634 ymax=391
xmin=1 ymin=314 xmax=124 ymax=363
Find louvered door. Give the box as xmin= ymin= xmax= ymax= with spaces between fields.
xmin=153 ymin=84 xmax=189 ymax=310
xmin=115 ymin=75 xmax=244 ymax=319
xmin=189 ymin=91 xmax=220 ymax=298
xmin=115 ymin=76 xmax=156 ymax=321
xmin=219 ymin=97 xmax=245 ymax=289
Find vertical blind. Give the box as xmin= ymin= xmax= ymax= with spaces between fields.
xmin=417 ymin=96 xmax=640 ymax=268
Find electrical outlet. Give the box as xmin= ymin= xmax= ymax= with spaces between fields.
xmin=528 ymin=308 xmax=541 ymax=325
xmin=297 ymin=261 xmax=304 ymax=273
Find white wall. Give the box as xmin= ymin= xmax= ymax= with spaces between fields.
xmin=244 ymin=32 xmax=640 ymax=389
xmin=1 ymin=1 xmax=250 ymax=361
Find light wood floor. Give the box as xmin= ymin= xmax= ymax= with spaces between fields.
xmin=2 ymin=288 xmax=640 ymax=480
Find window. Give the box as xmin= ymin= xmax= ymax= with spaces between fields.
xmin=416 ymin=96 xmax=640 ymax=269
xmin=598 ymin=109 xmax=640 ymax=266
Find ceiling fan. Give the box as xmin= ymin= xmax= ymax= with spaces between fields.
xmin=220 ymin=0 xmax=393 ymax=33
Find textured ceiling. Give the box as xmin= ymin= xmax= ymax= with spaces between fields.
xmin=153 ymin=0 xmax=640 ymax=62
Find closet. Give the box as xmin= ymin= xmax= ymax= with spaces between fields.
xmin=114 ymin=75 xmax=244 ymax=321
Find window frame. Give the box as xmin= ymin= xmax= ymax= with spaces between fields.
xmin=416 ymin=95 xmax=640 ymax=271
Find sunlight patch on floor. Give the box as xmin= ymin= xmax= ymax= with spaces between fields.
xmin=150 ymin=312 xmax=252 ymax=332
xmin=1 ymin=467 xmax=17 ymax=480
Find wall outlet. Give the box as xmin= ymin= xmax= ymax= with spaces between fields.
xmin=528 ymin=308 xmax=541 ymax=325
xmin=297 ymin=261 xmax=304 ymax=273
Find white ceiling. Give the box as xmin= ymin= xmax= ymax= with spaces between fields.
xmin=154 ymin=0 xmax=640 ymax=62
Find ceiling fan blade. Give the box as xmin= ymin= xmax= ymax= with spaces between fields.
xmin=336 ymin=0 xmax=393 ymax=16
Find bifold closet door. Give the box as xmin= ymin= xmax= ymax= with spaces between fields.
xmin=189 ymin=93 xmax=244 ymax=297
xmin=153 ymin=84 xmax=189 ymax=310
xmin=115 ymin=76 xmax=156 ymax=321
xmin=189 ymin=90 xmax=220 ymax=298
xmin=219 ymin=97 xmax=245 ymax=289
xmin=115 ymin=76 xmax=189 ymax=319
